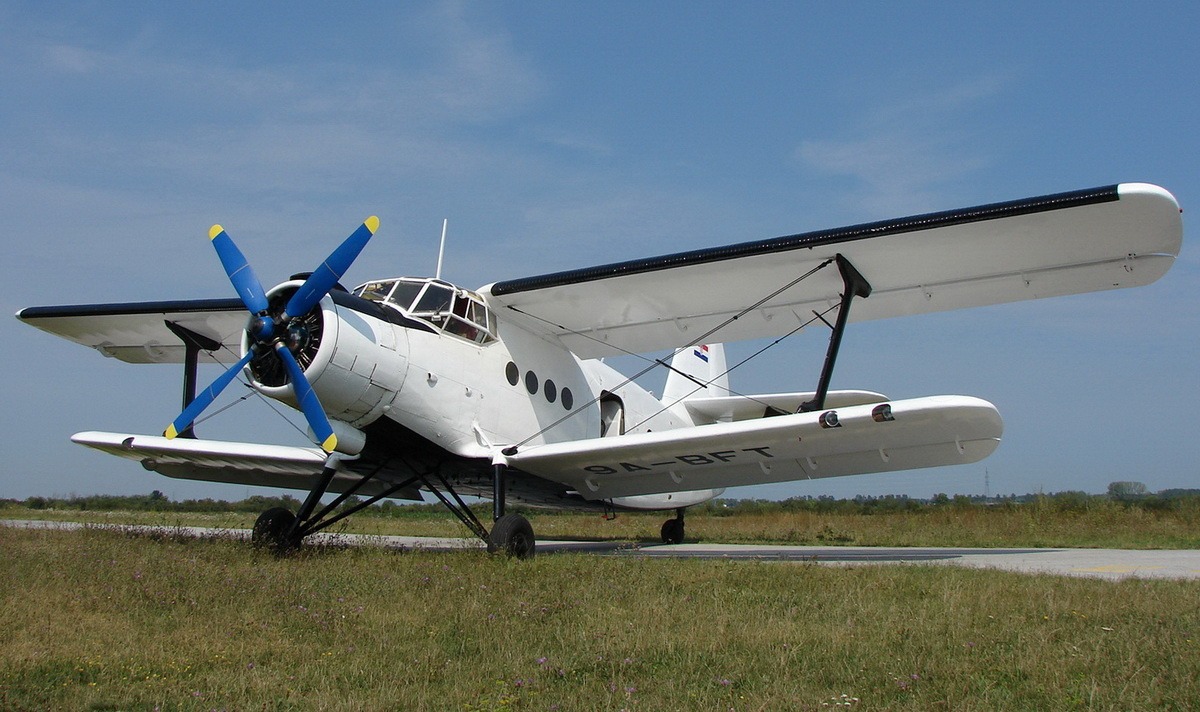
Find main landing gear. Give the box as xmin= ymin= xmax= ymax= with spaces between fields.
xmin=249 ymin=456 xmax=538 ymax=559
xmin=249 ymin=454 xmax=427 ymax=552
xmin=661 ymin=507 xmax=686 ymax=544
xmin=487 ymin=462 xmax=536 ymax=559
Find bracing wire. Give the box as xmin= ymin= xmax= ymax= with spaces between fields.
xmin=504 ymin=256 xmax=838 ymax=450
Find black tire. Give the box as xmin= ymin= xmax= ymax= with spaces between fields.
xmin=661 ymin=517 xmax=685 ymax=545
xmin=488 ymin=513 xmax=536 ymax=559
xmin=252 ymin=507 xmax=298 ymax=550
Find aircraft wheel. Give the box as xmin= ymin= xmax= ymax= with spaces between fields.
xmin=488 ymin=513 xmax=536 ymax=559
xmin=252 ymin=507 xmax=298 ymax=550
xmin=661 ymin=517 xmax=685 ymax=545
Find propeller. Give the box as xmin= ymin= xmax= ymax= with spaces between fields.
xmin=164 ymin=217 xmax=379 ymax=453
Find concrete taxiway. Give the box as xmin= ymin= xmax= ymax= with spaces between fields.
xmin=6 ymin=519 xmax=1199 ymax=581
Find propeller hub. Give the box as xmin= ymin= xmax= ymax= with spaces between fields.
xmin=250 ymin=315 xmax=277 ymax=342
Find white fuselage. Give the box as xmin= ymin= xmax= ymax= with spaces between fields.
xmin=251 ymin=277 xmax=719 ymax=510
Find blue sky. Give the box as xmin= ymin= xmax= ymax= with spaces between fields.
xmin=3 ymin=1 xmax=1197 ymax=502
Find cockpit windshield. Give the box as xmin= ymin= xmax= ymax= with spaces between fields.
xmin=352 ymin=278 xmax=497 ymax=344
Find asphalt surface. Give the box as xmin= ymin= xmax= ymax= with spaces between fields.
xmin=6 ymin=519 xmax=1200 ymax=581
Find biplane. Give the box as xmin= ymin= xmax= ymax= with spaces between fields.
xmin=17 ymin=183 xmax=1183 ymax=557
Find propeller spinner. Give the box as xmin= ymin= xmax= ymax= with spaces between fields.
xmin=164 ymin=217 xmax=380 ymax=453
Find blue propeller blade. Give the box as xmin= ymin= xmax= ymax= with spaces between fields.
xmin=210 ymin=225 xmax=270 ymax=314
xmin=275 ymin=343 xmax=338 ymax=454
xmin=165 ymin=350 xmax=255 ymax=440
xmin=284 ymin=217 xmax=379 ymax=319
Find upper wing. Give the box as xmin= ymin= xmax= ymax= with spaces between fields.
xmin=17 ymin=299 xmax=246 ymax=364
xmin=505 ymin=395 xmax=1003 ymax=499
xmin=483 ymin=183 xmax=1182 ymax=357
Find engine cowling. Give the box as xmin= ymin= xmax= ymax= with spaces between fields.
xmin=243 ymin=281 xmax=410 ymax=434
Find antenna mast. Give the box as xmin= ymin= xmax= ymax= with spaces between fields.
xmin=435 ymin=219 xmax=448 ymax=280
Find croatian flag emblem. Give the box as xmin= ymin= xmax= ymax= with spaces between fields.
xmin=694 ymin=344 xmax=710 ymax=362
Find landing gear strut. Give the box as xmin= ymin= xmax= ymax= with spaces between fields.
xmin=249 ymin=456 xmax=538 ymax=559
xmin=487 ymin=462 xmax=536 ymax=559
xmin=661 ymin=507 xmax=686 ymax=544
xmin=250 ymin=454 xmax=427 ymax=553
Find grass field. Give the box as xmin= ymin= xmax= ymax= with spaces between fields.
xmin=2 ymin=525 xmax=1198 ymax=710
xmin=6 ymin=494 xmax=1200 ymax=549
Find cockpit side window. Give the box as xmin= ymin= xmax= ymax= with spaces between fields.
xmin=357 ymin=281 xmax=395 ymax=302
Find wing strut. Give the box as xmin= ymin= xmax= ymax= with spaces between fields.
xmin=800 ymin=254 xmax=872 ymax=413
xmin=163 ymin=321 xmax=224 ymax=438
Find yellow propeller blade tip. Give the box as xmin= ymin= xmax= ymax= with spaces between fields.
xmin=321 ymin=434 xmax=338 ymax=454
xmin=364 ymin=216 xmax=380 ymax=234
xmin=209 ymin=225 xmax=224 ymax=240
xmin=164 ymin=425 xmax=179 ymax=440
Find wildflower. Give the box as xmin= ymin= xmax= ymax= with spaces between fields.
xmin=537 ymin=657 xmax=548 ymax=665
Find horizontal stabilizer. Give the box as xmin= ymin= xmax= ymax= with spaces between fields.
xmin=683 ymin=390 xmax=889 ymax=424
xmin=505 ymin=395 xmax=1002 ymax=499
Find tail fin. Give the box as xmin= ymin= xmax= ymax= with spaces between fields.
xmin=663 ymin=343 xmax=730 ymax=403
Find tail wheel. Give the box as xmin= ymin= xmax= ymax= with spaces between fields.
xmin=661 ymin=517 xmax=685 ymax=545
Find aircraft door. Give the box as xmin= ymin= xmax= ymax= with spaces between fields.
xmin=600 ymin=393 xmax=625 ymax=438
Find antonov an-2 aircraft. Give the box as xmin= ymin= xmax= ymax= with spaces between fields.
xmin=18 ymin=183 xmax=1183 ymax=557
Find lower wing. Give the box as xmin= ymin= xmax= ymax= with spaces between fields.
xmin=71 ymin=431 xmax=423 ymax=500
xmin=505 ymin=396 xmax=1002 ymax=499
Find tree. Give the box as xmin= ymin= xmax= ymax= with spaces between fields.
xmin=1107 ymin=481 xmax=1148 ymax=500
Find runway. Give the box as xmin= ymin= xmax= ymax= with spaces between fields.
xmin=6 ymin=519 xmax=1200 ymax=581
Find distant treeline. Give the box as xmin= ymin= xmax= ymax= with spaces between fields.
xmin=5 ymin=485 xmax=1200 ymax=517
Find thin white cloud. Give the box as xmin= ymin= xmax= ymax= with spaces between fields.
xmin=795 ymin=77 xmax=1008 ymax=217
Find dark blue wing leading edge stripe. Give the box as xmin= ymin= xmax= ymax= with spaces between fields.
xmin=489 ymin=185 xmax=1121 ymax=297
xmin=17 ymin=298 xmax=246 ymax=320
xmin=17 ymin=293 xmax=439 ymax=336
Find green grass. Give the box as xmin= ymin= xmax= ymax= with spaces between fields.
xmin=1 ymin=526 xmax=1198 ymax=710
xmin=6 ymin=495 xmax=1200 ymax=549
